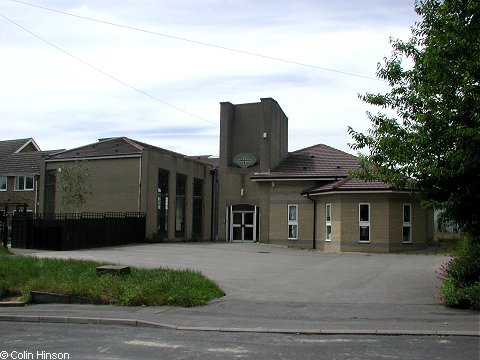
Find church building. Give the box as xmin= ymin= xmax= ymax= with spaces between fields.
xmin=38 ymin=98 xmax=433 ymax=253
xmin=216 ymin=98 xmax=432 ymax=252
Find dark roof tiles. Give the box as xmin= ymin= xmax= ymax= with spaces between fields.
xmin=48 ymin=137 xmax=144 ymax=160
xmin=303 ymin=177 xmax=394 ymax=195
xmin=251 ymin=144 xmax=359 ymax=179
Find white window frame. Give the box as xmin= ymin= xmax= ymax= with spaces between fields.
xmin=325 ymin=203 xmax=332 ymax=241
xmin=14 ymin=176 xmax=34 ymax=191
xmin=359 ymin=203 xmax=370 ymax=243
xmin=288 ymin=204 xmax=298 ymax=240
xmin=402 ymin=203 xmax=412 ymax=243
xmin=0 ymin=176 xmax=6 ymax=191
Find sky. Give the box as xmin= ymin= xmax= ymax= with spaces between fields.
xmin=0 ymin=0 xmax=420 ymax=156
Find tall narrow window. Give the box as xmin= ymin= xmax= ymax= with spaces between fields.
xmin=326 ymin=203 xmax=332 ymax=241
xmin=359 ymin=203 xmax=370 ymax=243
xmin=44 ymin=170 xmax=56 ymax=213
xmin=288 ymin=205 xmax=298 ymax=240
xmin=403 ymin=204 xmax=412 ymax=243
xmin=157 ymin=169 xmax=169 ymax=238
xmin=175 ymin=173 xmax=186 ymax=238
xmin=192 ymin=178 xmax=203 ymax=239
xmin=0 ymin=176 xmax=6 ymax=191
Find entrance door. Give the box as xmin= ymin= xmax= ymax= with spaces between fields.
xmin=228 ymin=205 xmax=258 ymax=242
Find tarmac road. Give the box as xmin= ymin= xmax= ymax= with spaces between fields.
xmin=15 ymin=242 xmax=448 ymax=304
xmin=5 ymin=243 xmax=479 ymax=335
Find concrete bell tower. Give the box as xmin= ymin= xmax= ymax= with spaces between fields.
xmin=217 ymin=98 xmax=288 ymax=242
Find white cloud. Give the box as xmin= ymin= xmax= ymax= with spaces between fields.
xmin=0 ymin=0 xmax=419 ymax=155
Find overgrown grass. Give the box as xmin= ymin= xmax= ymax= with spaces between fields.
xmin=0 ymin=250 xmax=224 ymax=307
xmin=437 ymin=237 xmax=480 ymax=310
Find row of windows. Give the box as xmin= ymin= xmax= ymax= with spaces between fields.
xmin=0 ymin=176 xmax=35 ymax=191
xmin=157 ymin=169 xmax=204 ymax=239
xmin=287 ymin=203 xmax=413 ymax=243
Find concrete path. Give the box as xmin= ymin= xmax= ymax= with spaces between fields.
xmin=3 ymin=243 xmax=479 ymax=336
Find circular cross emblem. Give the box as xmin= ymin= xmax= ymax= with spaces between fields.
xmin=233 ymin=153 xmax=257 ymax=168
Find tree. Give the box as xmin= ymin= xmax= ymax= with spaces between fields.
xmin=348 ymin=0 xmax=480 ymax=242
xmin=57 ymin=160 xmax=93 ymax=213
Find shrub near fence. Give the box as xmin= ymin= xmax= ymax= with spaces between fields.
xmin=11 ymin=212 xmax=146 ymax=250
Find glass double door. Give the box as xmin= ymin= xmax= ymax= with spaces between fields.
xmin=229 ymin=205 xmax=257 ymax=242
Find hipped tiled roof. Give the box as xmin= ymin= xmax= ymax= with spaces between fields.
xmin=47 ymin=137 xmax=144 ymax=160
xmin=47 ymin=137 xmax=214 ymax=167
xmin=251 ymin=144 xmax=359 ymax=180
xmin=303 ymin=177 xmax=394 ymax=195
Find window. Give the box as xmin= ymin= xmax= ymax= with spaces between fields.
xmin=326 ymin=203 xmax=332 ymax=241
xmin=0 ymin=177 xmax=6 ymax=191
xmin=192 ymin=178 xmax=203 ymax=239
xmin=288 ymin=205 xmax=298 ymax=240
xmin=14 ymin=176 xmax=34 ymax=191
xmin=359 ymin=203 xmax=370 ymax=243
xmin=403 ymin=204 xmax=412 ymax=243
xmin=175 ymin=173 xmax=186 ymax=237
xmin=157 ymin=169 xmax=169 ymax=238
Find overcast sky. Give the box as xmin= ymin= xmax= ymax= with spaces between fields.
xmin=0 ymin=0 xmax=419 ymax=156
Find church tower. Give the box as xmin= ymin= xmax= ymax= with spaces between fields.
xmin=217 ymin=98 xmax=288 ymax=242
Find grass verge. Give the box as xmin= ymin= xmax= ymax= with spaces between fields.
xmin=0 ymin=248 xmax=224 ymax=307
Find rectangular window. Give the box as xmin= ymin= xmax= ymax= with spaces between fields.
xmin=359 ymin=203 xmax=370 ymax=243
xmin=14 ymin=176 xmax=34 ymax=191
xmin=403 ymin=203 xmax=412 ymax=243
xmin=288 ymin=205 xmax=298 ymax=240
xmin=0 ymin=176 xmax=6 ymax=191
xmin=157 ymin=169 xmax=169 ymax=238
xmin=175 ymin=173 xmax=186 ymax=237
xmin=192 ymin=178 xmax=203 ymax=239
xmin=326 ymin=203 xmax=332 ymax=241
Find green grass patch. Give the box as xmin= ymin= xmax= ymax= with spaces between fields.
xmin=0 ymin=251 xmax=224 ymax=307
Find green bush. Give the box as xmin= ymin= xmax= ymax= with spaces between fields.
xmin=438 ymin=237 xmax=480 ymax=310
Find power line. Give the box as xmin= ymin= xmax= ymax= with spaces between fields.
xmin=0 ymin=12 xmax=218 ymax=126
xmin=9 ymin=0 xmax=382 ymax=82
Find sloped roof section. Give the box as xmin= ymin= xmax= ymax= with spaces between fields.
xmin=47 ymin=137 xmax=214 ymax=167
xmin=0 ymin=138 xmax=61 ymax=176
xmin=0 ymin=151 xmax=59 ymax=176
xmin=0 ymin=138 xmax=39 ymax=157
xmin=47 ymin=137 xmax=145 ymax=160
xmin=251 ymin=144 xmax=359 ymax=180
xmin=303 ymin=177 xmax=394 ymax=195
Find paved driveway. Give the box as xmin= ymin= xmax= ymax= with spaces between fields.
xmin=16 ymin=243 xmax=450 ymax=305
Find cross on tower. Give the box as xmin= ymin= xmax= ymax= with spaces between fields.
xmin=238 ymin=156 xmax=253 ymax=166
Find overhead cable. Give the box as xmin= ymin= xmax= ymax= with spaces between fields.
xmin=9 ymin=0 xmax=382 ymax=81
xmin=0 ymin=12 xmax=218 ymax=126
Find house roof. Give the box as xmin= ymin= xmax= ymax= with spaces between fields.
xmin=0 ymin=138 xmax=60 ymax=176
xmin=0 ymin=138 xmax=40 ymax=157
xmin=251 ymin=144 xmax=359 ymax=180
xmin=303 ymin=177 xmax=394 ymax=195
xmin=0 ymin=151 xmax=56 ymax=176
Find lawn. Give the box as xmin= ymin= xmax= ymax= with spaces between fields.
xmin=0 ymin=246 xmax=224 ymax=307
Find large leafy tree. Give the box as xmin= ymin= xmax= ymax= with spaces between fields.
xmin=348 ymin=0 xmax=480 ymax=242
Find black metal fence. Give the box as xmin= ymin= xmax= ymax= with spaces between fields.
xmin=11 ymin=212 xmax=146 ymax=250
